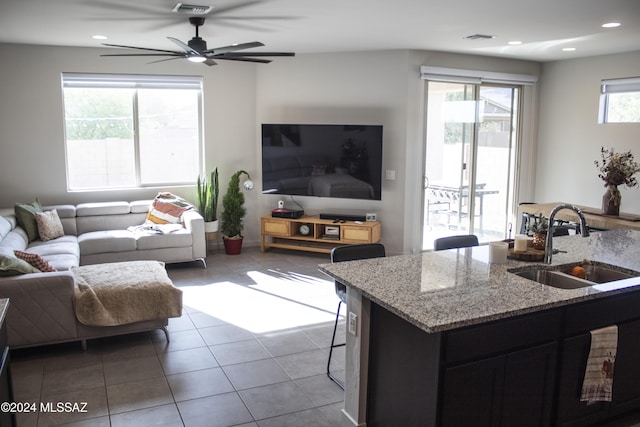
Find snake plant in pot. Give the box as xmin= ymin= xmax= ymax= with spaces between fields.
xmin=197 ymin=168 xmax=219 ymax=234
xmin=220 ymin=170 xmax=253 ymax=255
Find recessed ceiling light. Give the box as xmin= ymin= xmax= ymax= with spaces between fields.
xmin=508 ymin=41 xmax=522 ymax=45
xmin=602 ymin=22 xmax=621 ymax=28
xmin=562 ymin=47 xmax=576 ymax=52
xmin=92 ymin=35 xmax=108 ymax=40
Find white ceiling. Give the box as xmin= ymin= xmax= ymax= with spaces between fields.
xmin=1 ymin=0 xmax=639 ymax=62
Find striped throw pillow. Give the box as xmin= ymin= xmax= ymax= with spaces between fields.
xmin=146 ymin=193 xmax=193 ymax=224
xmin=14 ymin=250 xmax=57 ymax=272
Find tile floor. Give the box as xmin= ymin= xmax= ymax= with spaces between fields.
xmin=10 ymin=247 xmax=640 ymax=427
xmin=10 ymin=248 xmax=347 ymax=427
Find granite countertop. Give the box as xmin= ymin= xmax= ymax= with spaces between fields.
xmin=318 ymin=229 xmax=640 ymax=334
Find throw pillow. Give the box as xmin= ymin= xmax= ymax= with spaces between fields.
xmin=146 ymin=192 xmax=193 ymax=224
xmin=35 ymin=209 xmax=64 ymax=242
xmin=15 ymin=198 xmax=43 ymax=242
xmin=14 ymin=250 xmax=57 ymax=273
xmin=0 ymin=254 xmax=41 ymax=276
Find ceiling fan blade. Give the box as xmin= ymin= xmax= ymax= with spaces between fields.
xmin=208 ymin=0 xmax=262 ymax=15
xmin=101 ymin=53 xmax=185 ymax=57
xmin=167 ymin=37 xmax=201 ymax=56
xmin=148 ymin=57 xmax=185 ymax=64
xmin=217 ymin=56 xmax=272 ymax=64
xmin=102 ymin=43 xmax=182 ymax=54
xmin=204 ymin=58 xmax=218 ymax=67
xmin=221 ymin=52 xmax=295 ymax=57
xmin=203 ymin=41 xmax=264 ymax=55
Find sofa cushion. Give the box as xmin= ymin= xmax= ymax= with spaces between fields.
xmin=26 ymin=238 xmax=80 ymax=271
xmin=41 ymin=254 xmax=79 ymax=271
xmin=78 ymin=230 xmax=136 ymax=255
xmin=146 ymin=193 xmax=193 ymax=225
xmin=76 ymin=213 xmax=148 ymax=235
xmin=0 ymin=217 xmax=11 ymax=240
xmin=76 ymin=202 xmax=130 ymax=216
xmin=14 ymin=250 xmax=57 ymax=272
xmin=130 ymin=200 xmax=152 ymax=214
xmin=0 ymin=254 xmax=40 ymax=276
xmin=36 ymin=209 xmax=65 ymax=242
xmin=43 ymin=205 xmax=77 ymax=236
xmin=14 ymin=199 xmax=43 ymax=242
xmin=0 ymin=229 xmax=29 ymax=258
xmin=136 ymin=229 xmax=192 ymax=250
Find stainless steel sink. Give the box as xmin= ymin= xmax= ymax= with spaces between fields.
xmin=510 ymin=262 xmax=640 ymax=290
xmin=513 ymin=269 xmax=594 ymax=289
xmin=557 ymin=264 xmax=634 ymax=283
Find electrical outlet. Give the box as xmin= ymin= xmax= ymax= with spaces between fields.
xmin=348 ymin=312 xmax=357 ymax=336
xmin=385 ymin=169 xmax=396 ymax=180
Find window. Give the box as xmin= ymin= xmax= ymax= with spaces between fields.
xmin=599 ymin=77 xmax=640 ymax=123
xmin=62 ymin=73 xmax=203 ymax=190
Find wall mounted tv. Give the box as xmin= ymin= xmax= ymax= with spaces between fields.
xmin=261 ymin=124 xmax=383 ymax=200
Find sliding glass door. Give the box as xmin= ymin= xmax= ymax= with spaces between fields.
xmin=422 ymin=81 xmax=519 ymax=250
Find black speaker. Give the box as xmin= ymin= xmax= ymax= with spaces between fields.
xmin=319 ymin=213 xmax=367 ymax=222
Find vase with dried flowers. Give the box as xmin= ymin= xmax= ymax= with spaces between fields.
xmin=594 ymin=147 xmax=640 ymax=215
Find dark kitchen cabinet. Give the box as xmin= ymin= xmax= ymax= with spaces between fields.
xmin=556 ymin=333 xmax=609 ymax=427
xmin=366 ymin=291 xmax=640 ymax=427
xmin=0 ymin=319 xmax=14 ymax=427
xmin=441 ymin=342 xmax=557 ymax=427
xmin=557 ymin=293 xmax=640 ymax=427
xmin=612 ymin=319 xmax=640 ymax=415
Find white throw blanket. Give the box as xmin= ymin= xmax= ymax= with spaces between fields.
xmin=72 ymin=261 xmax=183 ymax=327
xmin=580 ymin=325 xmax=618 ymax=404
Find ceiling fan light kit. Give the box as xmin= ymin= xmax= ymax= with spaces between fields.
xmin=172 ymin=3 xmax=213 ymax=15
xmin=101 ymin=16 xmax=294 ymax=67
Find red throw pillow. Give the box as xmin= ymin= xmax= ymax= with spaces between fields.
xmin=13 ymin=250 xmax=57 ymax=272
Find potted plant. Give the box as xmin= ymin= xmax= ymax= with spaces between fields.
xmin=528 ymin=213 xmax=548 ymax=250
xmin=220 ymin=170 xmax=253 ymax=255
xmin=197 ymin=168 xmax=220 ymax=234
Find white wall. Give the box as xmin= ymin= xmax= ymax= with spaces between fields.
xmin=11 ymin=43 xmax=634 ymax=253
xmin=255 ymin=50 xmax=541 ymax=254
xmin=536 ymin=51 xmax=640 ymax=214
xmin=0 ymin=42 xmax=257 ymax=209
xmin=255 ymin=51 xmax=410 ymax=254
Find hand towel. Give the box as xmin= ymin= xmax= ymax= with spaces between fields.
xmin=580 ymin=325 xmax=618 ymax=404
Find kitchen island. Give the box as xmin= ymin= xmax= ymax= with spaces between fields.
xmin=319 ymin=229 xmax=640 ymax=427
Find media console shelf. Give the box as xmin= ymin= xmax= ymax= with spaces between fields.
xmin=260 ymin=215 xmax=381 ymax=254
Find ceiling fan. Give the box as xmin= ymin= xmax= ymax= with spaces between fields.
xmin=101 ymin=16 xmax=295 ymax=66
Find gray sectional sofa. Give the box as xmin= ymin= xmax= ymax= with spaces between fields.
xmin=0 ymin=200 xmax=205 ymax=348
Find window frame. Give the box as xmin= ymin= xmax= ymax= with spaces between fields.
xmin=598 ymin=76 xmax=640 ymax=124
xmin=61 ymin=73 xmax=204 ymax=191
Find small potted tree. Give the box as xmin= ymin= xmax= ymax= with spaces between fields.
xmin=196 ymin=168 xmax=220 ymax=236
xmin=527 ymin=213 xmax=548 ymax=250
xmin=220 ymin=170 xmax=253 ymax=255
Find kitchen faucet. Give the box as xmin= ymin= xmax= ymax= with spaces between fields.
xmin=544 ymin=203 xmax=590 ymax=264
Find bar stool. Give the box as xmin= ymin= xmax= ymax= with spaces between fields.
xmin=433 ymin=235 xmax=479 ymax=251
xmin=327 ymin=243 xmax=386 ymax=389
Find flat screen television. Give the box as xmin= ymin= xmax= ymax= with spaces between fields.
xmin=261 ymin=124 xmax=383 ymax=200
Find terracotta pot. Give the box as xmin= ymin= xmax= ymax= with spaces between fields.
xmin=223 ymin=236 xmax=243 ymax=255
xmin=602 ymin=185 xmax=620 ymax=216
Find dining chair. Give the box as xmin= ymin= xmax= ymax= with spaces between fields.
xmin=433 ymin=234 xmax=479 ymax=251
xmin=328 ymin=243 xmax=386 ymax=389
